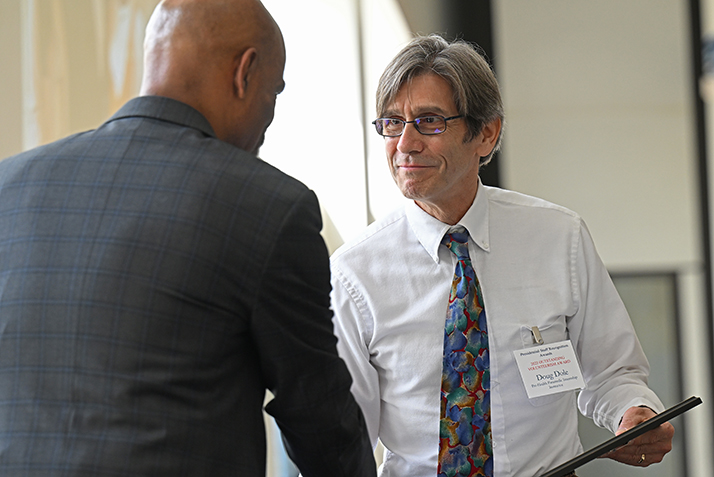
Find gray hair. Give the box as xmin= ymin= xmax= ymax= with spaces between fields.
xmin=376 ymin=34 xmax=504 ymax=165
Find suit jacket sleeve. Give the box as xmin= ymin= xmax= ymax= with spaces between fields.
xmin=254 ymin=189 xmax=376 ymax=477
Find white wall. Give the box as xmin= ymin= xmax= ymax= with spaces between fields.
xmin=495 ymin=0 xmax=699 ymax=270
xmin=260 ymin=0 xmax=411 ymax=251
xmin=260 ymin=0 xmax=368 ymax=249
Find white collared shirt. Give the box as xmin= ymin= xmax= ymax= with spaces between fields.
xmin=330 ymin=182 xmax=663 ymax=477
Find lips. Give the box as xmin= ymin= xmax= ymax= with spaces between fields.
xmin=396 ymin=162 xmax=435 ymax=172
xmin=394 ymin=155 xmax=433 ymax=168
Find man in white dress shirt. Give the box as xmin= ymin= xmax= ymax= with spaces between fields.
xmin=330 ymin=34 xmax=675 ymax=477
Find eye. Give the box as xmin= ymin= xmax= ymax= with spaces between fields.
xmin=382 ymin=118 xmax=404 ymax=131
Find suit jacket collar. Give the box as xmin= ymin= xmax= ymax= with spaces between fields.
xmin=107 ymin=96 xmax=216 ymax=138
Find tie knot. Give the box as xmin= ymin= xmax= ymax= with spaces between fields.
xmin=442 ymin=228 xmax=471 ymax=261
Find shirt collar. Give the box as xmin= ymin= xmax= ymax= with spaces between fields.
xmin=405 ymin=179 xmax=490 ymax=264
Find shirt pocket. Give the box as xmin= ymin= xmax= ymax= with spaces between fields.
xmin=518 ymin=319 xmax=572 ymax=407
xmin=518 ymin=319 xmax=568 ymax=348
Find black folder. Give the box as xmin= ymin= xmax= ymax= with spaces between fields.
xmin=540 ymin=396 xmax=702 ymax=477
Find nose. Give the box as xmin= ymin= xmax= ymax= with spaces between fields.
xmin=396 ymin=122 xmax=424 ymax=154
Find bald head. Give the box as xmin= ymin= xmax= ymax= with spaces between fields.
xmin=141 ymin=0 xmax=285 ymax=154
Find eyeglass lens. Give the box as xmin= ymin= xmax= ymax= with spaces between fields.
xmin=375 ymin=116 xmax=448 ymax=137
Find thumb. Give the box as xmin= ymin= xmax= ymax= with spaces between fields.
xmin=616 ymin=406 xmax=655 ymax=435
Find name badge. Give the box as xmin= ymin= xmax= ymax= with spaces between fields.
xmin=513 ymin=340 xmax=585 ymax=399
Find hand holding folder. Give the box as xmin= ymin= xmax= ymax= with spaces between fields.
xmin=603 ymin=405 xmax=675 ymax=467
xmin=541 ymin=396 xmax=702 ymax=477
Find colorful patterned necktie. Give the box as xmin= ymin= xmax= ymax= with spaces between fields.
xmin=438 ymin=229 xmax=492 ymax=477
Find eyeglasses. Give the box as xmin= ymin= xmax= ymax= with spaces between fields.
xmin=372 ymin=115 xmax=464 ymax=137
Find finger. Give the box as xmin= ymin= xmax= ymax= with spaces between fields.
xmin=613 ymin=420 xmax=675 ymax=459
xmin=632 ymin=422 xmax=675 ymax=450
xmin=607 ymin=442 xmax=667 ymax=466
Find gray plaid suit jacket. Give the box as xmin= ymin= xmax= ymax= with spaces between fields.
xmin=0 ymin=96 xmax=374 ymax=477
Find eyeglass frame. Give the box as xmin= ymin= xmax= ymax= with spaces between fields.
xmin=371 ymin=114 xmax=465 ymax=137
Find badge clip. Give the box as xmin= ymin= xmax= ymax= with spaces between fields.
xmin=531 ymin=326 xmax=544 ymax=345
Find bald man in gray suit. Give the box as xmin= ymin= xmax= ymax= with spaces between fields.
xmin=0 ymin=1 xmax=375 ymax=476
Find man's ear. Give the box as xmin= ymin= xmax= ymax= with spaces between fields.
xmin=473 ymin=117 xmax=502 ymax=158
xmin=234 ymin=47 xmax=258 ymax=99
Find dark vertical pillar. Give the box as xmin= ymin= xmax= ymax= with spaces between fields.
xmin=689 ymin=0 xmax=714 ymax=443
xmin=441 ymin=0 xmax=500 ymax=187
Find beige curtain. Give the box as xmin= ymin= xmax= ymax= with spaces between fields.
xmin=25 ymin=0 xmax=157 ymax=147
